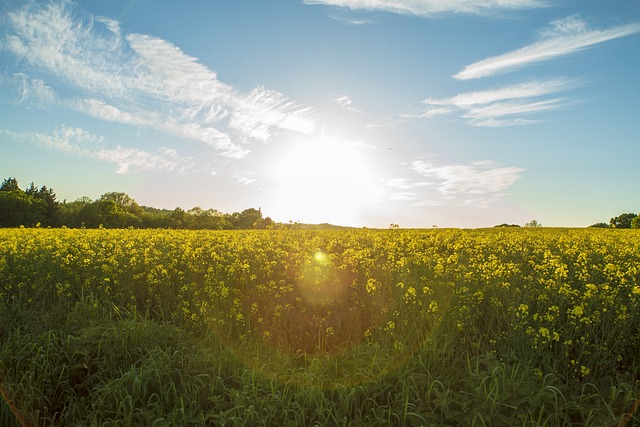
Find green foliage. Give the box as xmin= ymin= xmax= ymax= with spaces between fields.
xmin=588 ymin=222 xmax=609 ymax=228
xmin=632 ymin=216 xmax=640 ymax=229
xmin=1 ymin=176 xmax=270 ymax=230
xmin=610 ymin=212 xmax=637 ymax=229
xmin=0 ymin=177 xmax=20 ymax=192
xmin=0 ymin=189 xmax=47 ymax=227
xmin=99 ymin=192 xmax=143 ymax=216
xmin=0 ymin=178 xmax=60 ymax=227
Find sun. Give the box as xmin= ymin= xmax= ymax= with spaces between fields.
xmin=270 ymin=136 xmax=381 ymax=226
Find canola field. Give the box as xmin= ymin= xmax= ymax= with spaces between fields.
xmin=1 ymin=227 xmax=639 ymax=426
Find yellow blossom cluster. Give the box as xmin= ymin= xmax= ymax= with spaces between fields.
xmin=1 ymin=227 xmax=639 ymax=380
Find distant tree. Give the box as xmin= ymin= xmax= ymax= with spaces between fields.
xmin=1 ymin=177 xmax=286 ymax=230
xmin=77 ymin=199 xmax=140 ymax=228
xmin=254 ymin=216 xmax=275 ymax=229
xmin=229 ymin=208 xmax=264 ymax=229
xmin=99 ymin=192 xmax=143 ymax=216
xmin=58 ymin=197 xmax=92 ymax=227
xmin=589 ymin=222 xmax=609 ymax=228
xmin=0 ymin=190 xmax=46 ymax=227
xmin=26 ymin=183 xmax=60 ymax=226
xmin=138 ymin=206 xmax=174 ymax=228
xmin=170 ymin=207 xmax=187 ymax=228
xmin=186 ymin=206 xmax=231 ymax=229
xmin=610 ymin=213 xmax=637 ymax=229
xmin=631 ymin=216 xmax=640 ymax=229
xmin=0 ymin=177 xmax=20 ymax=192
xmin=494 ymin=223 xmax=521 ymax=228
xmin=524 ymin=219 xmax=542 ymax=228
xmin=0 ymin=177 xmax=53 ymax=226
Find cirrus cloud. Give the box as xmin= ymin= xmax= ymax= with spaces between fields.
xmin=406 ymin=78 xmax=579 ymax=126
xmin=1 ymin=0 xmax=315 ymax=160
xmin=304 ymin=0 xmax=546 ymax=17
xmin=1 ymin=127 xmax=197 ymax=175
xmin=454 ymin=16 xmax=640 ymax=80
xmin=385 ymin=158 xmax=525 ymax=207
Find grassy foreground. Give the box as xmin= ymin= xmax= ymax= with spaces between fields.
xmin=1 ymin=227 xmax=639 ymax=426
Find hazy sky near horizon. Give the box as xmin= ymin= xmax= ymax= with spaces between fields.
xmin=1 ymin=0 xmax=639 ymax=227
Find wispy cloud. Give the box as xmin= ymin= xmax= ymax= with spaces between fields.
xmin=1 ymin=127 xmax=197 ymax=174
xmin=235 ymin=175 xmax=257 ymax=186
xmin=1 ymin=1 xmax=314 ymax=159
xmin=386 ymin=159 xmax=524 ymax=207
xmin=408 ymin=79 xmax=577 ymax=126
xmin=427 ymin=79 xmax=575 ymax=108
xmin=329 ymin=15 xmax=374 ymax=25
xmin=463 ymin=97 xmax=569 ymax=120
xmin=334 ymin=95 xmax=363 ymax=113
xmin=12 ymin=73 xmax=56 ymax=105
xmin=454 ymin=16 xmax=640 ymax=80
xmin=305 ymin=0 xmax=545 ymax=17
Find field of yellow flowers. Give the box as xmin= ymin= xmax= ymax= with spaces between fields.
xmin=1 ymin=227 xmax=639 ymax=425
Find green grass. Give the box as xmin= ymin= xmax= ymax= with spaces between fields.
xmin=2 ymin=296 xmax=638 ymax=426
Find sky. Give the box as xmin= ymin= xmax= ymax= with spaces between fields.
xmin=1 ymin=0 xmax=639 ymax=228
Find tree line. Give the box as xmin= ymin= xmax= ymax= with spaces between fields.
xmin=0 ymin=177 xmax=274 ymax=230
xmin=3 ymin=176 xmax=638 ymax=230
xmin=590 ymin=212 xmax=640 ymax=229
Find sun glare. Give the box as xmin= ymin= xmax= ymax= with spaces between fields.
xmin=271 ymin=136 xmax=380 ymax=225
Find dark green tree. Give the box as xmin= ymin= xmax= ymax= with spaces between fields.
xmin=0 ymin=177 xmax=20 ymax=192
xmin=59 ymin=197 xmax=92 ymax=228
xmin=229 ymin=208 xmax=264 ymax=229
xmin=77 ymin=199 xmax=140 ymax=228
xmin=186 ymin=207 xmax=232 ymax=229
xmin=0 ymin=177 xmax=50 ymax=227
xmin=170 ymin=207 xmax=187 ymax=228
xmin=589 ymin=222 xmax=609 ymax=228
xmin=610 ymin=213 xmax=637 ymax=229
xmin=0 ymin=189 xmax=46 ymax=227
xmin=26 ymin=183 xmax=60 ymax=226
xmin=99 ymin=192 xmax=144 ymax=216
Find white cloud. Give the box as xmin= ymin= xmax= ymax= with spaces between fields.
xmin=454 ymin=17 xmax=640 ymax=80
xmin=335 ymin=95 xmax=353 ymax=107
xmin=305 ymin=0 xmax=545 ymax=17
xmin=230 ymin=87 xmax=315 ymax=140
xmin=464 ymin=97 xmax=569 ymax=119
xmin=329 ymin=15 xmax=374 ymax=25
xmin=72 ymin=98 xmax=249 ymax=158
xmin=236 ymin=175 xmax=257 ymax=186
xmin=468 ymin=117 xmax=540 ymax=127
xmin=72 ymin=98 xmax=142 ymax=125
xmin=13 ymin=73 xmax=56 ymax=105
xmin=94 ymin=145 xmax=193 ymax=174
xmin=539 ymin=15 xmax=588 ymax=38
xmin=408 ymin=159 xmax=525 ymax=206
xmin=2 ymin=1 xmax=314 ymax=159
xmin=385 ymin=159 xmax=524 ymax=207
xmin=413 ymin=79 xmax=576 ymax=126
xmin=334 ymin=94 xmax=363 ymax=113
xmin=427 ymin=79 xmax=575 ymax=108
xmin=95 ymin=16 xmax=121 ymax=37
xmin=2 ymin=127 xmax=196 ymax=174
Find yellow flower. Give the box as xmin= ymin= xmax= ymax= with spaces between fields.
xmin=385 ymin=320 xmax=395 ymax=330
xmin=580 ymin=365 xmax=590 ymax=377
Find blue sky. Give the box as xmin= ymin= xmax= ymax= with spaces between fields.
xmin=1 ymin=0 xmax=639 ymax=227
